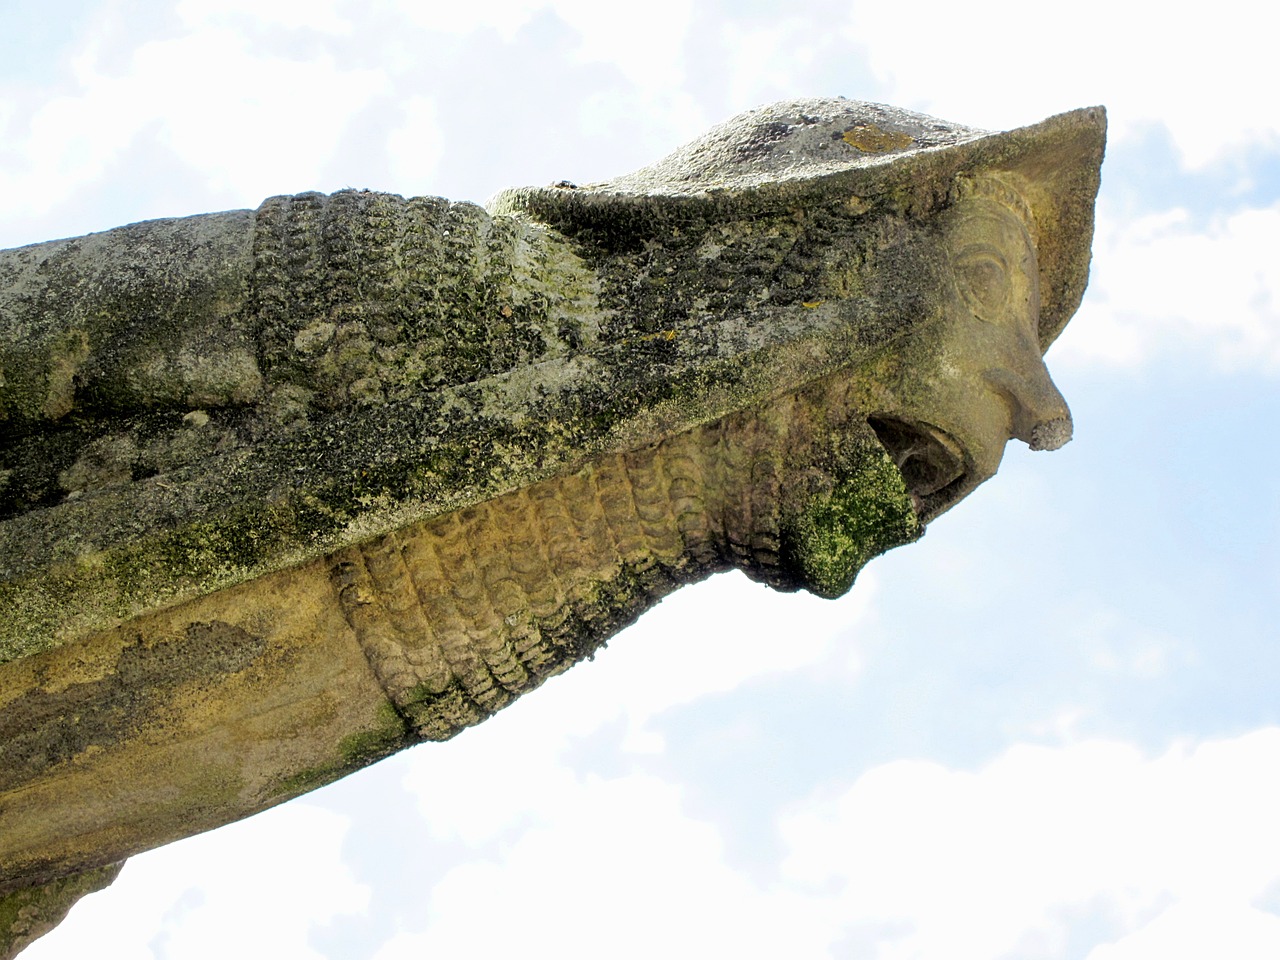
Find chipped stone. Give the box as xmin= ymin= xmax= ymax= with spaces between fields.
xmin=0 ymin=97 xmax=1105 ymax=955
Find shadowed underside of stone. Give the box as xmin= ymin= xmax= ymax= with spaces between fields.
xmin=0 ymin=97 xmax=1104 ymax=957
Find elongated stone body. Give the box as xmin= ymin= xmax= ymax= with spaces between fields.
xmin=0 ymin=97 xmax=1105 ymax=957
xmin=0 ymin=364 xmax=913 ymax=889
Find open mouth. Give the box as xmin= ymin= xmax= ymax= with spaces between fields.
xmin=867 ymin=415 xmax=969 ymax=522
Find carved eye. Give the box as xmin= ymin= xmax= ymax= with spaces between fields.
xmin=953 ymin=247 xmax=1010 ymax=319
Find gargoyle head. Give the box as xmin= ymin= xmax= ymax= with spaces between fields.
xmin=862 ymin=174 xmax=1076 ymax=522
xmin=495 ymin=97 xmax=1105 ymax=533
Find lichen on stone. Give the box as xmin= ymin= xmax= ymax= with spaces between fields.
xmin=0 ymin=97 xmax=1106 ymax=955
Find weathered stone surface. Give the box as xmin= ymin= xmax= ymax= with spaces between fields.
xmin=1 ymin=861 xmax=122 ymax=960
xmin=0 ymin=97 xmax=1104 ymax=953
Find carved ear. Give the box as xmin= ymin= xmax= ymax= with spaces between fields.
xmin=490 ymin=97 xmax=1105 ymax=349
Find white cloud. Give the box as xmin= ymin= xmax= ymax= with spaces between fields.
xmin=175 ymin=0 xmax=353 ymax=34
xmin=387 ymin=95 xmax=444 ymax=196
xmin=392 ymin=0 xmax=546 ymax=40
xmin=4 ymin=7 xmax=1275 ymax=960
xmin=373 ymin=773 xmax=832 ymax=960
xmin=390 ymin=0 xmax=693 ymax=87
xmin=45 ymin=659 xmax=1260 ymax=960
xmin=584 ymin=570 xmax=876 ymax=725
xmin=716 ymin=17 xmax=824 ymax=110
xmin=132 ymin=33 xmax=387 ymax=195
xmin=401 ymin=570 xmax=877 ymax=844
xmin=1057 ymin=201 xmax=1280 ymax=373
xmin=780 ymin=730 xmax=1280 ymax=958
xmin=22 ymin=803 xmax=368 ymax=960
xmin=550 ymin=0 xmax=693 ymax=89
xmin=840 ymin=0 xmax=1280 ymax=170
xmin=385 ymin=0 xmax=704 ymax=174
xmin=0 ymin=20 xmax=386 ymax=220
xmin=384 ymin=722 xmax=1280 ymax=959
xmin=1086 ymin=901 xmax=1280 ymax=960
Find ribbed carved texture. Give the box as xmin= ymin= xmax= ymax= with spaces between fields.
xmin=329 ymin=400 xmax=795 ymax=741
xmin=249 ymin=190 xmax=574 ymax=405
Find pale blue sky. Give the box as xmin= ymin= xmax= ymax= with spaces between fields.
xmin=5 ymin=2 xmax=1280 ymax=957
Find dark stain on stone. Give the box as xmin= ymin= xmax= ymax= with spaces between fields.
xmin=0 ymin=859 xmax=123 ymax=943
xmin=0 ymin=621 xmax=266 ymax=792
xmin=734 ymin=120 xmax=793 ymax=160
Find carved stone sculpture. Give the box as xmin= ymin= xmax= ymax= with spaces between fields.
xmin=0 ymin=98 xmax=1105 ymax=956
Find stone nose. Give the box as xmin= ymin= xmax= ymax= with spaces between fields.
xmin=985 ymin=360 xmax=1073 ymax=452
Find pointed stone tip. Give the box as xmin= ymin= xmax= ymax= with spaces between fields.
xmin=1029 ymin=417 xmax=1073 ymax=452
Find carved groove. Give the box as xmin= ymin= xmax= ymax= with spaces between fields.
xmin=248 ymin=190 xmax=583 ymax=407
xmin=330 ymin=403 xmax=791 ymax=741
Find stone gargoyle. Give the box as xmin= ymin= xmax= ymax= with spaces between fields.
xmin=0 ymin=97 xmax=1105 ymax=956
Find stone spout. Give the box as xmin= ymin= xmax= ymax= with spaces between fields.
xmin=0 ymin=97 xmax=1105 ymax=957
xmin=984 ymin=363 xmax=1074 ymax=451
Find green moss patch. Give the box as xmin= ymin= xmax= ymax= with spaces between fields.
xmin=783 ymin=441 xmax=921 ymax=599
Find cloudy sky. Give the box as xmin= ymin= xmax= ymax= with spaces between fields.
xmin=5 ymin=1 xmax=1280 ymax=957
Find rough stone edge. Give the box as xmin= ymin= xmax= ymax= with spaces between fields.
xmin=1 ymin=860 xmax=123 ymax=960
xmin=491 ymin=104 xmax=1107 ymax=348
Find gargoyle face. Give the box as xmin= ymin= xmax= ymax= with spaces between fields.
xmin=867 ymin=194 xmax=1073 ymax=523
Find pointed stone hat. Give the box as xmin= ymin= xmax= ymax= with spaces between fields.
xmin=492 ymin=97 xmax=1107 ymax=349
